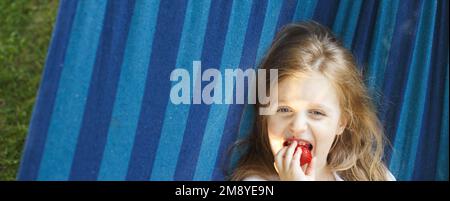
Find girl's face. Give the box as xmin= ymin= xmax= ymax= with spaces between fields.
xmin=267 ymin=71 xmax=346 ymax=169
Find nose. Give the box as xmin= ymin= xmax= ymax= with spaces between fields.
xmin=289 ymin=113 xmax=307 ymax=136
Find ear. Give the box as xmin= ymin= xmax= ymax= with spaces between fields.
xmin=336 ymin=117 xmax=347 ymax=136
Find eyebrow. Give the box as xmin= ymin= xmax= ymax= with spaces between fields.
xmin=277 ymin=99 xmax=290 ymax=105
xmin=309 ymin=103 xmax=333 ymax=112
xmin=278 ymin=100 xmax=334 ymax=112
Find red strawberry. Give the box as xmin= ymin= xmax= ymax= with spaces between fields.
xmin=283 ymin=139 xmax=313 ymax=166
xmin=298 ymin=145 xmax=312 ymax=166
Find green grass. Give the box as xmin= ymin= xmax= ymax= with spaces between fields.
xmin=0 ymin=0 xmax=58 ymax=180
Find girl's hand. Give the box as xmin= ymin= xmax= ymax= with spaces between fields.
xmin=274 ymin=141 xmax=317 ymax=181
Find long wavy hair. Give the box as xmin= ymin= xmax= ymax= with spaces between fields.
xmin=228 ymin=21 xmax=390 ymax=181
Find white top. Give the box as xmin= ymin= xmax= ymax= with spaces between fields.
xmin=243 ymin=171 xmax=396 ymax=181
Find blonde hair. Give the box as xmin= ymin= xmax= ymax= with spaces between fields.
xmin=228 ymin=21 xmax=390 ymax=181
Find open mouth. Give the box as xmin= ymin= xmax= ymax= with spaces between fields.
xmin=282 ymin=137 xmax=314 ymax=166
xmin=283 ymin=137 xmax=313 ymax=151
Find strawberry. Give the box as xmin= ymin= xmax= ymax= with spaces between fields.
xmin=298 ymin=145 xmax=312 ymax=166
xmin=283 ymin=139 xmax=313 ymax=166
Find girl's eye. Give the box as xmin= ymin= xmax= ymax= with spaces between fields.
xmin=311 ymin=111 xmax=324 ymax=115
xmin=309 ymin=110 xmax=326 ymax=119
xmin=276 ymin=107 xmax=292 ymax=113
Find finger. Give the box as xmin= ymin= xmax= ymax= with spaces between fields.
xmin=292 ymin=148 xmax=306 ymax=177
xmin=305 ymin=157 xmax=317 ymax=177
xmin=275 ymin=146 xmax=288 ymax=170
xmin=274 ymin=162 xmax=279 ymax=174
xmin=284 ymin=141 xmax=297 ymax=168
xmin=290 ymin=146 xmax=302 ymax=170
xmin=302 ymin=163 xmax=308 ymax=173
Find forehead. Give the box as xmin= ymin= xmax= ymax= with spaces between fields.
xmin=277 ymin=71 xmax=340 ymax=110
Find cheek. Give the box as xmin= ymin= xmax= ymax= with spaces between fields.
xmin=267 ymin=116 xmax=289 ymax=137
xmin=267 ymin=117 xmax=290 ymax=155
xmin=310 ymin=119 xmax=340 ymax=154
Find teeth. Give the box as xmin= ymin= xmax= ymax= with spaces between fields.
xmin=298 ymin=141 xmax=313 ymax=151
xmin=284 ymin=138 xmax=313 ymax=150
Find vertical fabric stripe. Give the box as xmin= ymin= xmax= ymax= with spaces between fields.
xmin=173 ymin=0 xmax=233 ymax=181
xmin=436 ymin=62 xmax=449 ymax=181
xmin=332 ymin=0 xmax=363 ymax=48
xmin=412 ymin=0 xmax=448 ymax=180
xmin=98 ymin=0 xmax=160 ymax=180
xmin=17 ymin=0 xmax=78 ymax=180
xmin=37 ymin=0 xmax=108 ymax=180
xmin=389 ymin=0 xmax=437 ymax=180
xmin=351 ymin=0 xmax=379 ymax=71
xmin=210 ymin=0 xmax=269 ymax=180
xmin=275 ymin=0 xmax=298 ymax=32
xmin=381 ymin=0 xmax=422 ymax=163
xmin=435 ymin=0 xmax=449 ymax=181
xmin=365 ymin=0 xmax=399 ymax=94
xmin=97 ymin=0 xmax=161 ymax=181
xmin=312 ymin=0 xmax=340 ymax=28
xmin=150 ymin=0 xmax=211 ymax=181
xmin=193 ymin=0 xmax=254 ymax=181
xmin=255 ymin=0 xmax=283 ymax=64
xmin=69 ymin=0 xmax=136 ymax=181
xmin=126 ymin=0 xmax=188 ymax=180
xmin=293 ymin=0 xmax=317 ymax=22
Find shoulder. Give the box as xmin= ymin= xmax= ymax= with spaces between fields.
xmin=242 ymin=174 xmax=278 ymax=181
xmin=333 ymin=171 xmax=344 ymax=181
xmin=333 ymin=169 xmax=397 ymax=181
xmin=386 ymin=170 xmax=396 ymax=181
xmin=242 ymin=175 xmax=268 ymax=181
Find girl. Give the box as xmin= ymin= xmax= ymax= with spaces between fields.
xmin=228 ymin=21 xmax=395 ymax=181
